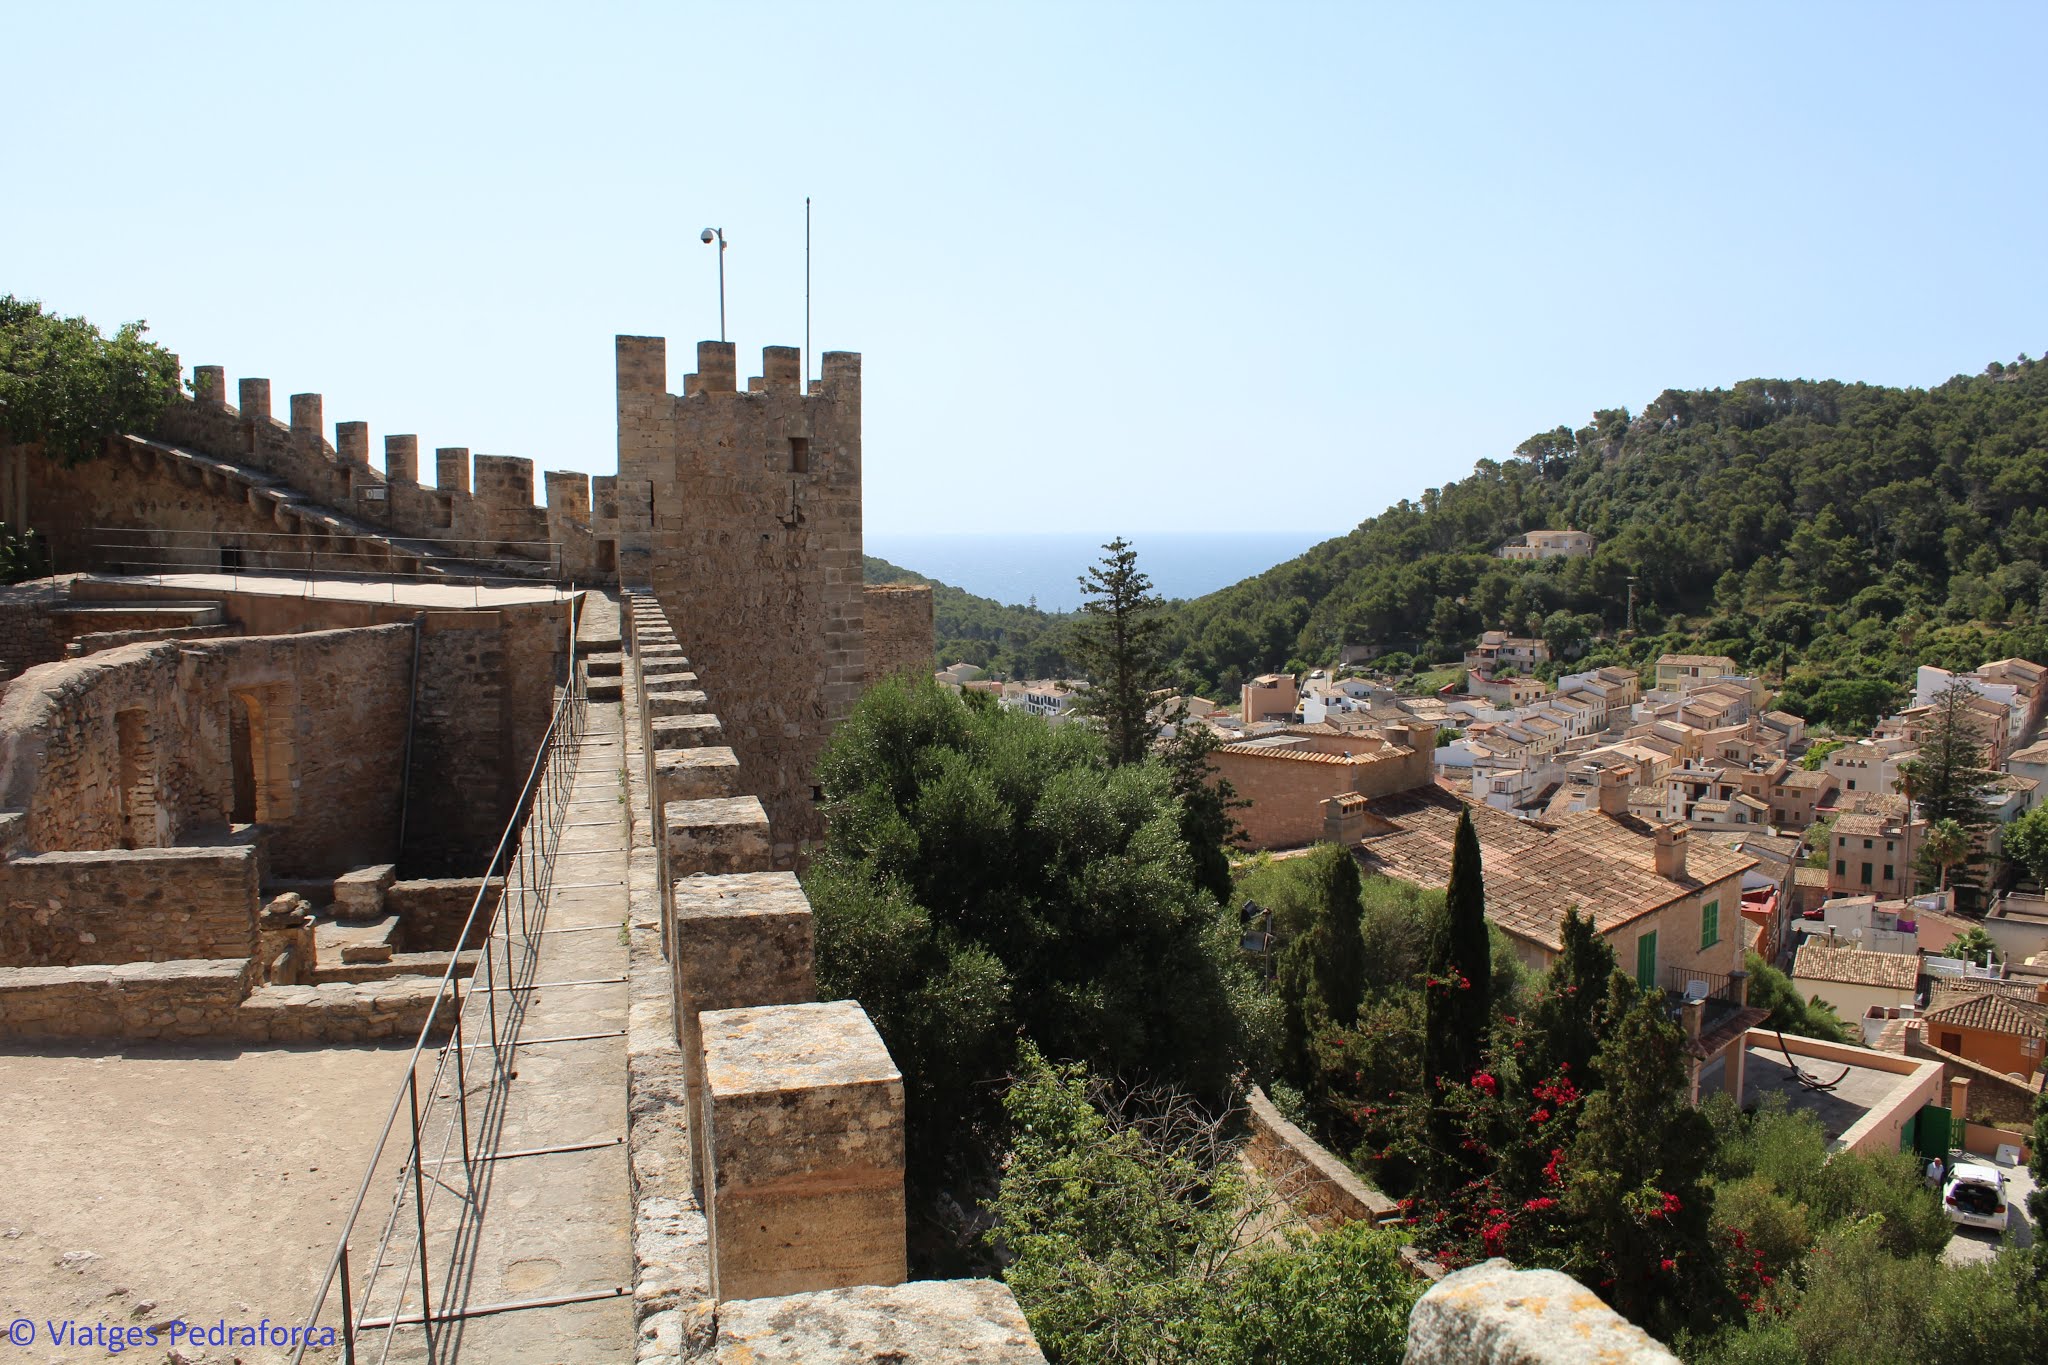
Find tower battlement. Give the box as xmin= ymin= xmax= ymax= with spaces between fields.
xmin=615 ymin=334 xmax=872 ymax=863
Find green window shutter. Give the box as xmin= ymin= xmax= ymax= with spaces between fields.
xmin=1701 ymin=899 xmax=1719 ymax=949
xmin=1636 ymin=931 xmax=1658 ymax=991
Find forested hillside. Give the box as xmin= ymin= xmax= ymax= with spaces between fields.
xmin=863 ymin=554 xmax=1075 ymax=679
xmin=1161 ymin=356 xmax=2048 ymax=728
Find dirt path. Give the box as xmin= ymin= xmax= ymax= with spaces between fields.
xmin=0 ymin=1040 xmax=414 ymax=1363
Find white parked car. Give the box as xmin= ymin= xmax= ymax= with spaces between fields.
xmin=1942 ymin=1162 xmax=2009 ymax=1232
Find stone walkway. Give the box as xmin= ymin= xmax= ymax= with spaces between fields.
xmin=355 ymin=594 xmax=635 ymax=1364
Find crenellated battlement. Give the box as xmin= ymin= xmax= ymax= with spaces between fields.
xmin=135 ymin=363 xmax=613 ymax=582
xmin=614 ymin=335 xmax=869 ymax=861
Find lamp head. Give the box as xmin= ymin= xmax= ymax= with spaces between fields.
xmin=700 ymin=228 xmax=716 ymax=244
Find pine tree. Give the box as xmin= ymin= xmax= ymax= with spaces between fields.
xmin=1424 ymin=809 xmax=1493 ymax=1185
xmin=1898 ymin=679 xmax=1996 ymax=832
xmin=1071 ymin=537 xmax=1166 ymax=767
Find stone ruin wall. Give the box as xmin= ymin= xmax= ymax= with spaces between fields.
xmin=0 ymin=575 xmax=573 ymax=873
xmin=618 ymin=338 xmax=868 ymax=867
xmin=0 ymin=625 xmax=413 ymax=876
xmin=862 ymin=583 xmax=935 ymax=687
xmin=0 ymin=620 xmax=501 ymax=1048
xmin=0 ymin=843 xmax=262 ymax=968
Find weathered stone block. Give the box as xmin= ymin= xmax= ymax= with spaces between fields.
xmin=700 ymin=1001 xmax=906 ymax=1302
xmin=653 ymin=747 xmax=741 ymax=807
xmin=646 ymin=688 xmax=711 ymax=718
xmin=1405 ymin=1260 xmax=1680 ymax=1365
xmin=671 ymin=873 xmax=817 ymax=1197
xmin=332 ymin=862 xmax=397 ymax=922
xmin=714 ymin=1280 xmax=1045 ymax=1362
xmin=650 ymin=714 xmax=725 ymax=749
xmin=663 ymin=797 xmax=771 ymax=877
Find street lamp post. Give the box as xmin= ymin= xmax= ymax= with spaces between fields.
xmin=699 ymin=227 xmax=726 ymax=342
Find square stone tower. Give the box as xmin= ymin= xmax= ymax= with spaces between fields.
xmin=616 ymin=337 xmax=864 ymax=863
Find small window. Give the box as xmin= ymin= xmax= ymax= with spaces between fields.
xmin=1836 ymin=859 xmax=1846 ymax=876
xmin=1885 ymin=840 xmax=1894 ymax=852
xmin=1860 ymin=862 xmax=1873 ymax=884
xmin=789 ymin=437 xmax=811 ymax=473
xmin=1884 ymin=865 xmax=1894 ymax=882
xmin=1863 ymin=839 xmax=1873 ymax=850
xmin=1701 ymin=899 xmax=1719 ymax=950
xmin=221 ymin=546 xmax=245 ymax=569
xmin=1940 ymin=1032 xmax=1963 ymax=1053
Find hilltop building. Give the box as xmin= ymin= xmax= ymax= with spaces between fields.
xmin=1496 ymin=529 xmax=1592 ymax=560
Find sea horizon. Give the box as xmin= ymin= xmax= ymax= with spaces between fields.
xmin=865 ymin=530 xmax=1347 ymax=613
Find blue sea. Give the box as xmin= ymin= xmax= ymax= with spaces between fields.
xmin=865 ymin=531 xmax=1344 ymax=613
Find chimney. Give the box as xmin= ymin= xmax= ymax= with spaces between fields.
xmin=1949 ymin=1075 xmax=1970 ymax=1118
xmin=1681 ymin=996 xmax=1704 ymax=1042
xmin=1597 ymin=764 xmax=1629 ymax=816
xmin=1654 ymin=822 xmax=1688 ymax=881
xmin=1323 ymin=793 xmax=1367 ymax=846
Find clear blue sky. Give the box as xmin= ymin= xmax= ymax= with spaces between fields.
xmin=9 ymin=3 xmax=2046 ymax=536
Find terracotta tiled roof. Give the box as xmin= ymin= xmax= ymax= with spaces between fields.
xmin=1656 ymin=654 xmax=1738 ymax=669
xmin=1835 ymin=810 xmax=1910 ymax=836
xmin=1778 ymin=769 xmax=1833 ymax=790
xmin=1838 ymin=791 xmax=1911 ymax=818
xmin=1353 ymin=787 xmax=1754 ymax=953
xmin=2008 ymin=739 xmax=2048 ymax=765
xmin=1792 ymin=943 xmax=1919 ymax=990
xmin=1794 ymin=866 xmax=1829 ymax=886
xmin=1927 ymin=977 xmax=2044 ymax=1008
xmin=1922 ymin=990 xmax=2048 ymax=1039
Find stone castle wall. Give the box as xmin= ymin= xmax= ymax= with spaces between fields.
xmin=862 ymin=584 xmax=935 ymax=687
xmin=0 ymin=360 xmax=613 ymax=583
xmin=618 ymin=338 xmax=868 ymax=865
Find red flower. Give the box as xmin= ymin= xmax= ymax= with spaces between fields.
xmin=1542 ymin=1147 xmax=1565 ymax=1184
xmin=1523 ymin=1197 xmax=1556 ymax=1212
xmin=1529 ymin=1107 xmax=1551 ymax=1124
xmin=1470 ymin=1071 xmax=1498 ymax=1095
xmin=1659 ymin=1258 xmax=1676 ymax=1272
xmin=1658 ymin=1191 xmax=1683 ymax=1219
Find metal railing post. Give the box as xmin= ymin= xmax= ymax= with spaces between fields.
xmin=407 ymin=1069 xmax=436 ymax=1350
xmin=338 ymin=1244 xmax=357 ymax=1365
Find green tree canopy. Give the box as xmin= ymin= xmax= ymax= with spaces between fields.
xmin=0 ymin=295 xmax=181 ymax=466
xmin=805 ymin=678 xmax=1264 ymax=1192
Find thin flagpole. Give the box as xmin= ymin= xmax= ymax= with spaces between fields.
xmin=805 ymin=197 xmax=812 ymax=386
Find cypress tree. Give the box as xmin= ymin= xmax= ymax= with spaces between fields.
xmin=1424 ymin=808 xmax=1493 ymax=1183
xmin=1314 ymin=843 xmax=1367 ymax=1029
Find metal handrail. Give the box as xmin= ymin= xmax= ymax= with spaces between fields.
xmin=290 ymin=592 xmax=589 ymax=1364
